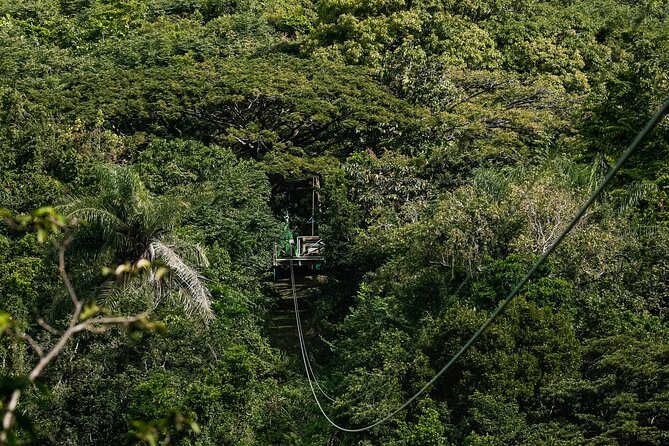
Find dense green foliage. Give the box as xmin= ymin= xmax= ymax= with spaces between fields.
xmin=1 ymin=0 xmax=668 ymax=444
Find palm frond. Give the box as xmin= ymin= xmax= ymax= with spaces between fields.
xmin=93 ymin=165 xmax=151 ymax=221
xmin=588 ymin=153 xmax=608 ymax=193
xmin=99 ymin=280 xmax=156 ymax=314
xmin=160 ymin=237 xmax=211 ymax=268
xmin=121 ymin=168 xmax=151 ymax=215
xmin=97 ymin=279 xmax=116 ymax=308
xmin=143 ymin=196 xmax=188 ymax=237
xmin=149 ymin=240 xmax=214 ymax=324
xmin=472 ymin=168 xmax=510 ymax=202
xmin=550 ymin=157 xmax=590 ymax=188
xmin=621 ymin=224 xmax=663 ymax=239
xmin=61 ymin=197 xmax=133 ymax=249
xmin=614 ymin=181 xmax=658 ymax=216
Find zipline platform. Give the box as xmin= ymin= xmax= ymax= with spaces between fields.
xmin=274 ymin=256 xmax=325 ymax=265
xmin=273 ymin=235 xmax=325 ymax=267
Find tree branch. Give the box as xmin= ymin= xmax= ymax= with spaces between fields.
xmin=37 ymin=319 xmax=59 ymax=335
xmin=57 ymin=235 xmax=79 ymax=308
xmin=19 ymin=333 xmax=44 ymax=359
xmin=1 ymin=237 xmax=148 ymax=442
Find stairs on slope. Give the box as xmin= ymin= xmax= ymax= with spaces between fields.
xmin=266 ymin=273 xmax=322 ymax=353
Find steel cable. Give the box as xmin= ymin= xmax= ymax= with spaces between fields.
xmin=291 ymin=97 xmax=669 ymax=433
xmin=290 ymin=261 xmax=336 ymax=402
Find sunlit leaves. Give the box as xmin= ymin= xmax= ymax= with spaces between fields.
xmin=306 ymin=2 xmax=500 ymax=69
xmin=0 ymin=311 xmax=12 ymax=334
xmin=130 ymin=411 xmax=200 ymax=446
xmin=2 ymin=207 xmax=75 ymax=243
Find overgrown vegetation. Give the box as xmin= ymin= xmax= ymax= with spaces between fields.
xmin=1 ymin=0 xmax=668 ymax=444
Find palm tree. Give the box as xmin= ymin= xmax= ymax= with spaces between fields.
xmin=61 ymin=165 xmax=214 ymax=324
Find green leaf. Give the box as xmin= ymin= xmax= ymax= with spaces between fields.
xmin=80 ymin=301 xmax=101 ymax=321
xmin=0 ymin=312 xmax=12 ymax=334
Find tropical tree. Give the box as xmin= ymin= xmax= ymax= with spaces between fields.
xmin=61 ymin=165 xmax=214 ymax=324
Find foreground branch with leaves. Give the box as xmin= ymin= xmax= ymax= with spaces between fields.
xmin=0 ymin=208 xmax=166 ymax=444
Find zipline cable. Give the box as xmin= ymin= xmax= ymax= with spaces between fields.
xmin=291 ymin=96 xmax=669 ymax=433
xmin=290 ymin=260 xmax=336 ymax=402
